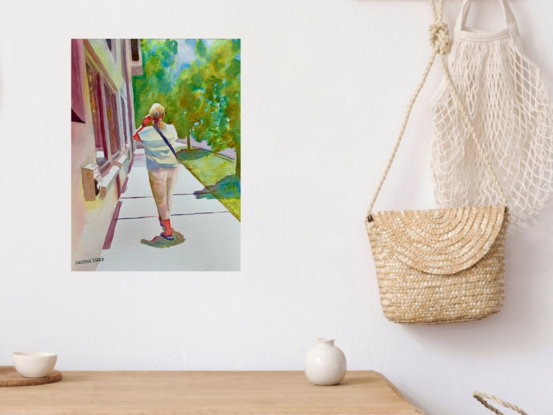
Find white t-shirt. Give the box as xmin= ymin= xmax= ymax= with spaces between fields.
xmin=138 ymin=124 xmax=179 ymax=170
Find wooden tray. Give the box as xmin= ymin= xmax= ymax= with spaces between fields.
xmin=0 ymin=366 xmax=62 ymax=387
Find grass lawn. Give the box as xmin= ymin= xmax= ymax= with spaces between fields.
xmin=176 ymin=147 xmax=241 ymax=221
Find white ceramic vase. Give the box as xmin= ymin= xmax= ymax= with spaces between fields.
xmin=304 ymin=338 xmax=347 ymax=386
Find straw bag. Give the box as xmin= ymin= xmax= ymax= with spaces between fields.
xmin=430 ymin=0 xmax=553 ymax=223
xmin=474 ymin=392 xmax=528 ymax=415
xmin=365 ymin=0 xmax=509 ymax=324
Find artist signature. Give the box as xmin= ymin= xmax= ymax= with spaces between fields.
xmin=75 ymin=257 xmax=105 ymax=265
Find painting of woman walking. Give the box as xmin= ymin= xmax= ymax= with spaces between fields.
xmin=134 ymin=103 xmax=185 ymax=246
xmin=71 ymin=39 xmax=241 ymax=271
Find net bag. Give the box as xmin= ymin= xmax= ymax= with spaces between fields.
xmin=429 ymin=0 xmax=553 ymax=222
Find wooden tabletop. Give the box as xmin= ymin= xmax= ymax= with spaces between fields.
xmin=0 ymin=371 xmax=424 ymax=415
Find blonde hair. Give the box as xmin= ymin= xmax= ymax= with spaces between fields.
xmin=149 ymin=103 xmax=165 ymax=121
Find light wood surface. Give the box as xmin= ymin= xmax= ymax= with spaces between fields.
xmin=0 ymin=371 xmax=424 ymax=415
xmin=0 ymin=366 xmax=62 ymax=387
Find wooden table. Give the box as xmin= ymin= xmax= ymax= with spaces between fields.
xmin=0 ymin=371 xmax=424 ymax=415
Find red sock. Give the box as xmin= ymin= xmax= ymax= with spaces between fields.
xmin=160 ymin=219 xmax=173 ymax=237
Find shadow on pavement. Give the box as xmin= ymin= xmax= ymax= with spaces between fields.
xmin=194 ymin=174 xmax=241 ymax=200
xmin=140 ymin=231 xmax=186 ymax=248
xmin=177 ymin=148 xmax=210 ymax=160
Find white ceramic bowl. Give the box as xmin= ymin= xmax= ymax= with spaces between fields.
xmin=12 ymin=352 xmax=57 ymax=378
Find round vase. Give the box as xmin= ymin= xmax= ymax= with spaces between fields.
xmin=304 ymin=338 xmax=347 ymax=386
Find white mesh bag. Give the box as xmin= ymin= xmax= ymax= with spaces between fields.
xmin=429 ymin=0 xmax=553 ymax=222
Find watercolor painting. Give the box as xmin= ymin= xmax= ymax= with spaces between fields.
xmin=71 ymin=39 xmax=241 ymax=271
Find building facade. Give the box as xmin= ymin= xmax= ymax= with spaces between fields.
xmin=71 ymin=39 xmax=142 ymax=271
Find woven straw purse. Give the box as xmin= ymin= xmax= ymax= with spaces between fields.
xmin=474 ymin=392 xmax=528 ymax=415
xmin=365 ymin=0 xmax=509 ymax=324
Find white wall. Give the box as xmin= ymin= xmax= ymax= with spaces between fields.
xmin=1 ymin=0 xmax=552 ymax=413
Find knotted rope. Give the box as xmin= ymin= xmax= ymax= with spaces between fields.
xmin=366 ymin=0 xmax=507 ymax=221
xmin=474 ymin=392 xmax=529 ymax=415
xmin=429 ymin=22 xmax=451 ymax=54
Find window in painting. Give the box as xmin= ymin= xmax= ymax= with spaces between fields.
xmin=71 ymin=40 xmax=86 ymax=123
xmin=121 ymin=96 xmax=129 ymax=146
xmin=122 ymin=41 xmax=136 ymax=130
xmin=106 ymin=39 xmax=117 ymax=61
xmin=85 ymin=63 xmax=108 ymax=167
xmin=131 ymin=39 xmax=140 ymax=62
xmin=104 ymin=85 xmax=121 ymax=158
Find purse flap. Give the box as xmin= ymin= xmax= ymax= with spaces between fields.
xmin=366 ymin=205 xmax=506 ymax=275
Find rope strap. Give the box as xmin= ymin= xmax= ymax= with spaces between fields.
xmin=474 ymin=392 xmax=529 ymax=415
xmin=366 ymin=0 xmax=508 ymax=221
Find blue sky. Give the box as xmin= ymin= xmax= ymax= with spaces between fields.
xmin=176 ymin=39 xmax=215 ymax=71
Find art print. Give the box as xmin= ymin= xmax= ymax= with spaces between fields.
xmin=71 ymin=39 xmax=241 ymax=271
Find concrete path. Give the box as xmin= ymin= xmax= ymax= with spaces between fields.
xmin=97 ymin=150 xmax=240 ymax=271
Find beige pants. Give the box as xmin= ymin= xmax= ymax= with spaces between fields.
xmin=148 ymin=167 xmax=179 ymax=221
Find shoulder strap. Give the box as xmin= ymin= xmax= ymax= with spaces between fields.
xmin=366 ymin=0 xmax=508 ymax=221
xmin=473 ymin=392 xmax=528 ymax=415
xmin=153 ymin=125 xmax=179 ymax=160
xmin=453 ymin=0 xmax=520 ymax=44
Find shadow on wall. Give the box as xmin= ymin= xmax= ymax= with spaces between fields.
xmin=516 ymin=4 xmax=553 ymax=90
xmin=403 ymin=197 xmax=553 ymax=357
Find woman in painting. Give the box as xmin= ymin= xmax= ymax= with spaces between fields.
xmin=133 ymin=103 xmax=180 ymax=241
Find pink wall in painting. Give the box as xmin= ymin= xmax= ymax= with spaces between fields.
xmin=71 ymin=39 xmax=136 ymax=270
xmin=71 ymin=40 xmax=86 ymax=123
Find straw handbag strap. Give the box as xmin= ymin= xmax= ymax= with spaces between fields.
xmin=474 ymin=392 xmax=529 ymax=415
xmin=366 ymin=0 xmax=508 ymax=221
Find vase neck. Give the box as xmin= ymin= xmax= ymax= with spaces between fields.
xmin=316 ymin=338 xmax=335 ymax=347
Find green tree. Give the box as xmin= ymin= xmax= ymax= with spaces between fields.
xmin=169 ymin=57 xmax=212 ymax=150
xmin=133 ymin=39 xmax=241 ymax=176
xmin=132 ymin=39 xmax=179 ymax=127
xmin=208 ymin=40 xmax=241 ymax=176
xmin=171 ymin=40 xmax=241 ymax=175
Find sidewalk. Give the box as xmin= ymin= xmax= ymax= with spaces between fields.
xmin=96 ymin=149 xmax=240 ymax=271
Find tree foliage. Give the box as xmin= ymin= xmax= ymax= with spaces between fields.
xmin=132 ymin=40 xmax=179 ymax=125
xmin=132 ymin=39 xmax=241 ymax=176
